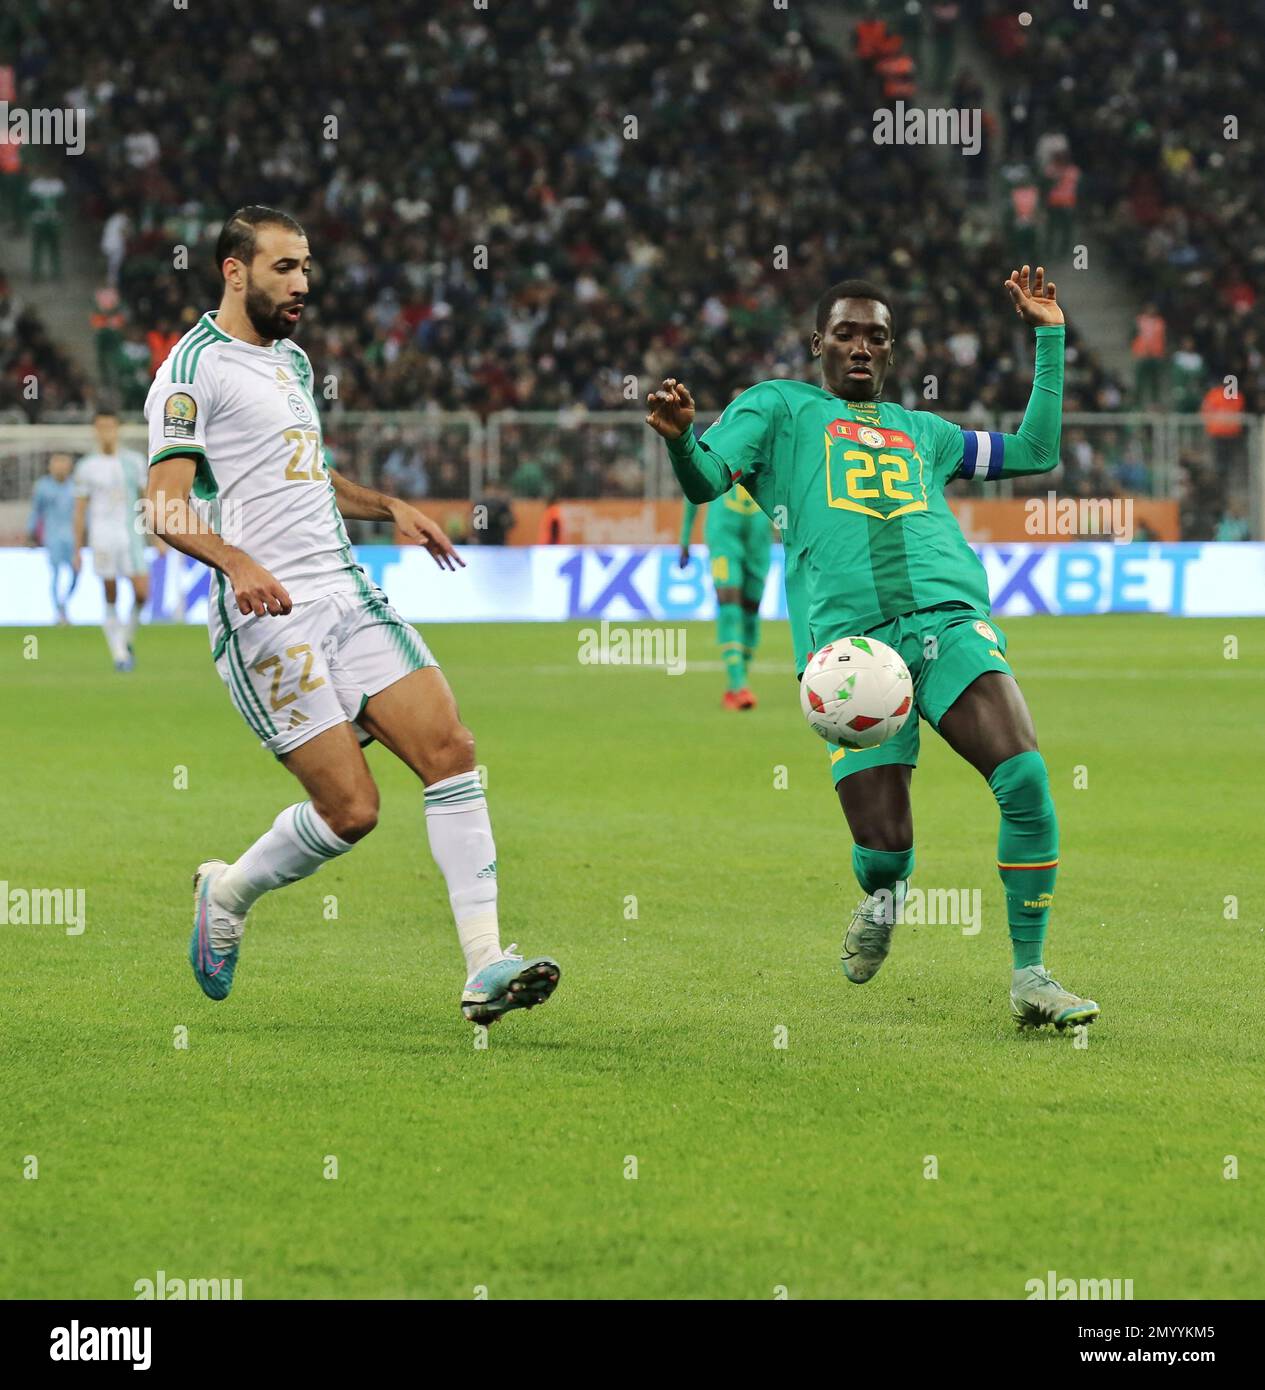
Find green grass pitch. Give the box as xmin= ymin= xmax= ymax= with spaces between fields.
xmin=2 ymin=615 xmax=1262 ymax=1299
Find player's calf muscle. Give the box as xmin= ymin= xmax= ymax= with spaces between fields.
xmin=838 ymin=767 xmax=913 ymax=851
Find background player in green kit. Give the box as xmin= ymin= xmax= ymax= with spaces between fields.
xmin=646 ymin=268 xmax=1099 ymax=1032
xmin=679 ymin=486 xmax=772 ymax=709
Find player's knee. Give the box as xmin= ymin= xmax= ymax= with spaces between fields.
xmin=854 ymin=824 xmax=912 ymax=854
xmin=425 ymin=721 xmax=477 ymax=782
xmin=324 ymin=792 xmax=380 ymax=844
xmin=988 ymin=748 xmax=1050 ymax=811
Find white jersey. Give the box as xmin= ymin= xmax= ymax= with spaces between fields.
xmin=74 ymin=449 xmax=144 ymax=546
xmin=144 ymin=310 xmax=362 ymax=633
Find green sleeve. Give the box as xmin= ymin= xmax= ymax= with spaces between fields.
xmin=943 ymin=326 xmax=1065 ymax=481
xmin=664 ymin=381 xmax=782 ymax=503
xmin=679 ymin=499 xmax=700 ymax=548
xmin=665 ymin=427 xmax=731 ymax=504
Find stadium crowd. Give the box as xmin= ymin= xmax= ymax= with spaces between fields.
xmin=10 ymin=3 xmax=1120 ymax=428
xmin=0 ymin=0 xmax=1255 ymax=537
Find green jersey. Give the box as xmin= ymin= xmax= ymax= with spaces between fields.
xmin=666 ymin=326 xmax=1066 ymax=672
xmin=679 ymin=485 xmax=768 ymax=551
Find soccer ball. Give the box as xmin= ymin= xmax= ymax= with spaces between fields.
xmin=800 ymin=637 xmax=914 ymax=749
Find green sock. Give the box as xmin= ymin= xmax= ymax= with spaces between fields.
xmin=989 ymin=750 xmax=1059 ymax=970
xmin=741 ymin=606 xmax=761 ymax=669
xmin=852 ymin=843 xmax=915 ymax=896
xmin=717 ymin=602 xmax=746 ymax=692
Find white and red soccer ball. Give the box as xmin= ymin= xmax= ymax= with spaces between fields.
xmin=799 ymin=637 xmax=913 ymax=749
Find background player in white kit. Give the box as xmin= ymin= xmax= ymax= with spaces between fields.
xmin=73 ymin=409 xmax=149 ymax=670
xmin=144 ymin=206 xmax=560 ymax=1024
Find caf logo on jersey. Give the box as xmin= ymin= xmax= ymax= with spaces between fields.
xmin=163 ymin=392 xmax=197 ymax=439
xmin=857 ymin=426 xmax=886 ymax=449
xmin=973 ymin=620 xmax=998 ymax=642
xmin=287 ymin=393 xmax=314 ymax=426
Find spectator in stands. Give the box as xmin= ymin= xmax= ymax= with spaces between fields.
xmin=1131 ymin=305 xmax=1167 ymax=408
xmin=90 ymin=288 xmax=126 ymax=396
xmin=1200 ymin=380 xmax=1245 ymax=472
xmin=1004 ymin=165 xmax=1040 ymax=266
xmin=1214 ymin=501 xmax=1250 ymax=542
xmin=929 ymin=2 xmax=961 ymax=88
xmin=1170 ymin=335 xmax=1205 ymax=413
xmin=1041 ymin=149 xmax=1079 ymax=255
xmin=474 ymin=481 xmax=514 ymax=546
xmin=0 ymin=128 xmax=25 ymax=231
xmin=28 ymin=163 xmax=66 ymax=281
xmin=538 ymin=494 xmax=566 ymax=545
xmin=101 ymin=209 xmax=130 ymax=290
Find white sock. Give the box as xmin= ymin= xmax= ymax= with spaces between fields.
xmin=213 ymin=802 xmax=354 ymax=921
xmin=103 ymin=611 xmax=125 ymax=662
xmin=124 ymin=607 xmax=139 ymax=647
xmin=424 ymin=771 xmax=502 ymax=974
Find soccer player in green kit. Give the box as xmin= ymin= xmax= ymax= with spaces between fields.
xmin=679 ymin=488 xmax=772 ymax=708
xmin=646 ymin=267 xmax=1099 ymax=1030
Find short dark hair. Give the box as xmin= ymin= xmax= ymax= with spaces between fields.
xmin=214 ymin=205 xmax=306 ymax=277
xmin=93 ymin=407 xmax=118 ymax=421
xmin=815 ymin=279 xmax=895 ymax=335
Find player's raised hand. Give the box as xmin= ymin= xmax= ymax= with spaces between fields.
xmin=645 ymin=378 xmax=696 ymax=440
xmin=392 ymin=502 xmax=465 ymax=571
xmin=227 ymin=555 xmax=293 ymax=617
xmin=1005 ymin=264 xmax=1064 ymax=326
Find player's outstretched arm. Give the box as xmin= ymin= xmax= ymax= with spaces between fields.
xmin=960 ymin=266 xmax=1066 ymax=482
xmin=646 ymin=377 xmax=730 ymax=504
xmin=327 ymin=468 xmax=463 ymax=571
xmin=147 ymin=455 xmax=293 ymax=617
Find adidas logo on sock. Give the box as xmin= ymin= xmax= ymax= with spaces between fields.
xmin=476 ymin=860 xmax=497 ymax=880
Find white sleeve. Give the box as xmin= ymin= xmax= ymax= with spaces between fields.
xmin=71 ymin=456 xmax=94 ymax=499
xmin=145 ymin=350 xmax=220 ymax=467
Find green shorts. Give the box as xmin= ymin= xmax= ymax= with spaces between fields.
xmin=708 ymin=523 xmax=771 ymax=606
xmin=826 ymin=604 xmax=1013 ymax=785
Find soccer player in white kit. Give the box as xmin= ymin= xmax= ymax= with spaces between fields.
xmin=73 ymin=410 xmax=149 ymax=669
xmin=144 ymin=206 xmax=560 ymax=1024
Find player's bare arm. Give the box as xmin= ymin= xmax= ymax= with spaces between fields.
xmin=327 ymin=468 xmax=463 ymax=571
xmin=1004 ymin=263 xmax=1063 ymax=327
xmin=146 ymin=455 xmax=292 ymax=617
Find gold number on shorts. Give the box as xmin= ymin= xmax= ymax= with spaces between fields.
xmin=283 ymin=429 xmax=324 ymax=482
xmin=253 ymin=644 xmax=326 ymax=711
xmin=287 ymin=643 xmax=326 ymax=693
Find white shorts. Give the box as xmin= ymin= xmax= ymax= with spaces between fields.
xmin=91 ymin=531 xmax=145 ymax=580
xmin=211 ymin=585 xmax=436 ymax=757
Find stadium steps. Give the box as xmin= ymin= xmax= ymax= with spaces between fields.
xmin=0 ymin=211 xmax=101 ymax=381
